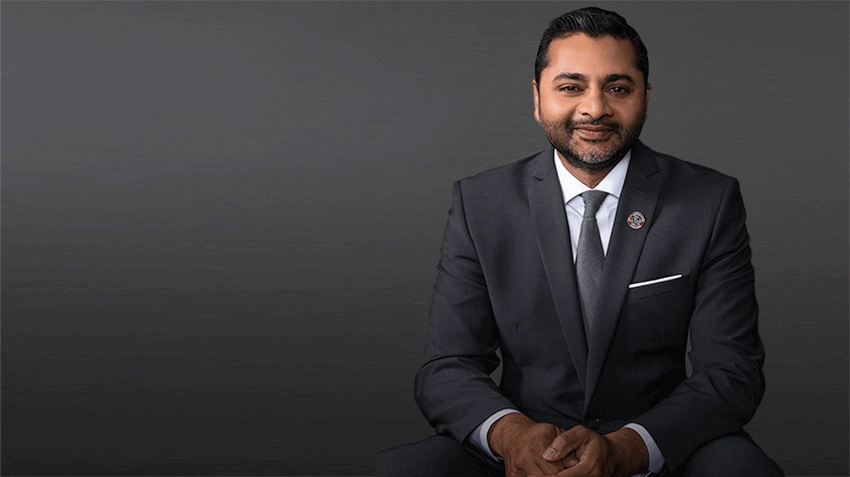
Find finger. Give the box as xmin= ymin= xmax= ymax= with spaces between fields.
xmin=525 ymin=458 xmax=567 ymax=475
xmin=561 ymin=454 xmax=579 ymax=468
xmin=561 ymin=424 xmax=592 ymax=443
xmin=543 ymin=426 xmax=590 ymax=461
xmin=554 ymin=461 xmax=594 ymax=477
xmin=553 ymin=439 xmax=606 ymax=477
xmin=542 ymin=434 xmax=568 ymax=461
xmin=513 ymin=454 xmax=565 ymax=477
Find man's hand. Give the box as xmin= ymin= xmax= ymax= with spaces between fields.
xmin=488 ymin=413 xmax=572 ymax=477
xmin=537 ymin=426 xmax=649 ymax=477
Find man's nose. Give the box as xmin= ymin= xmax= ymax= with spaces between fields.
xmin=577 ymin=89 xmax=612 ymax=119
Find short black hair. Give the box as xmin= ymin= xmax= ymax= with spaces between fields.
xmin=535 ymin=7 xmax=649 ymax=87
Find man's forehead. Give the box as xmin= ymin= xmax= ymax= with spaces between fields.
xmin=542 ymin=34 xmax=638 ymax=80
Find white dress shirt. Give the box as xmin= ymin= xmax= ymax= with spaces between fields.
xmin=467 ymin=150 xmax=664 ymax=476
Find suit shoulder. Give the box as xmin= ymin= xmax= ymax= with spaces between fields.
xmin=455 ymin=149 xmax=546 ymax=195
xmin=650 ymin=148 xmax=738 ymax=190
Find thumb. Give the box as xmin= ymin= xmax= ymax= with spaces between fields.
xmin=541 ymin=434 xmax=568 ymax=461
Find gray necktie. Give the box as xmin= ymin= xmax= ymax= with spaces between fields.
xmin=576 ymin=190 xmax=608 ymax=342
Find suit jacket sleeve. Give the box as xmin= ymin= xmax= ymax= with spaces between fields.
xmin=414 ymin=180 xmax=516 ymax=443
xmin=632 ymin=177 xmax=766 ymax=471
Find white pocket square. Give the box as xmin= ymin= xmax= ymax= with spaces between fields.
xmin=628 ymin=274 xmax=683 ymax=289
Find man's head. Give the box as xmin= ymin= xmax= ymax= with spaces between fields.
xmin=535 ymin=7 xmax=649 ymax=89
xmin=533 ymin=7 xmax=650 ymax=173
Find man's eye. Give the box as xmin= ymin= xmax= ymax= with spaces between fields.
xmin=609 ymin=86 xmax=629 ymax=93
xmin=560 ymin=85 xmax=580 ymax=92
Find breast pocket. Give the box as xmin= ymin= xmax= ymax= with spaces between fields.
xmin=627 ymin=273 xmax=690 ymax=301
xmin=623 ymin=274 xmax=692 ymax=349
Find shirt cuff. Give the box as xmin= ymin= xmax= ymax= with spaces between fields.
xmin=623 ymin=423 xmax=665 ymax=475
xmin=468 ymin=409 xmax=522 ymax=460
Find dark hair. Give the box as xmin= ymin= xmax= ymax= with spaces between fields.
xmin=535 ymin=7 xmax=649 ymax=87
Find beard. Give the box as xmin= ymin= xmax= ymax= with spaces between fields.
xmin=539 ymin=108 xmax=646 ymax=172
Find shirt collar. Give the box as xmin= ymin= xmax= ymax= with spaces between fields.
xmin=553 ymin=149 xmax=631 ymax=204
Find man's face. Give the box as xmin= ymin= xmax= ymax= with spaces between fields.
xmin=533 ymin=34 xmax=650 ymax=171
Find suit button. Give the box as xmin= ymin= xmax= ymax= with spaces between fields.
xmin=585 ymin=417 xmax=600 ymax=430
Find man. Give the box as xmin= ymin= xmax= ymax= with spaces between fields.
xmin=377 ymin=7 xmax=783 ymax=477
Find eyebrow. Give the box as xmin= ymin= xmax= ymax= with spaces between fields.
xmin=551 ymin=72 xmax=636 ymax=84
xmin=605 ymin=73 xmax=636 ymax=84
xmin=552 ymin=72 xmax=588 ymax=82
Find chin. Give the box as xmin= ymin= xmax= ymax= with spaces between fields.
xmin=559 ymin=143 xmax=629 ymax=172
xmin=573 ymin=147 xmax=620 ymax=162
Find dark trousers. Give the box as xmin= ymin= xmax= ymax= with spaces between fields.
xmin=376 ymin=432 xmax=784 ymax=477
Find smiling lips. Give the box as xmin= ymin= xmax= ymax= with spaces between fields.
xmin=573 ymin=126 xmax=615 ymax=141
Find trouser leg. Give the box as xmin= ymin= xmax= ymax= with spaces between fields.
xmin=376 ymin=434 xmax=504 ymax=477
xmin=673 ymin=432 xmax=784 ymax=477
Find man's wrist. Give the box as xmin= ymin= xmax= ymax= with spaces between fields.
xmin=470 ymin=409 xmax=520 ymax=460
xmin=487 ymin=412 xmax=533 ymax=459
xmin=622 ymin=423 xmax=664 ymax=473
xmin=603 ymin=427 xmax=650 ymax=477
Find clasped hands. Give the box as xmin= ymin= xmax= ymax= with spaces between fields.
xmin=488 ymin=413 xmax=648 ymax=477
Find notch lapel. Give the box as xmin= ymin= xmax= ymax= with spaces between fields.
xmin=527 ymin=148 xmax=588 ymax=390
xmin=584 ymin=142 xmax=664 ymax=410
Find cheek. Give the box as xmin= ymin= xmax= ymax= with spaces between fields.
xmin=615 ymin=102 xmax=646 ymax=122
xmin=540 ymin=99 xmax=574 ymax=120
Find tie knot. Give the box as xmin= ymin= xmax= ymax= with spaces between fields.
xmin=581 ymin=190 xmax=608 ymax=218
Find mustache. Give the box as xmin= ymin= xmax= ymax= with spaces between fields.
xmin=565 ymin=119 xmax=622 ymax=130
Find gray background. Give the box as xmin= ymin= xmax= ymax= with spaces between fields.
xmin=2 ymin=1 xmax=847 ymax=475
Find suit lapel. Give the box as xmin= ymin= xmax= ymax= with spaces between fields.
xmin=584 ymin=142 xmax=664 ymax=410
xmin=527 ymin=148 xmax=588 ymax=390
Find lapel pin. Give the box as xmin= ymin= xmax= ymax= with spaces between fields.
xmin=627 ymin=211 xmax=646 ymax=229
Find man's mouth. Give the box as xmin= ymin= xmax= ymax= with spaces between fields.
xmin=574 ymin=125 xmax=612 ymax=131
xmin=573 ymin=126 xmax=615 ymax=141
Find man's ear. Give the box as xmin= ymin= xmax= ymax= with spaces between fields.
xmin=532 ymin=80 xmax=541 ymax=124
xmin=644 ymin=83 xmax=651 ymax=109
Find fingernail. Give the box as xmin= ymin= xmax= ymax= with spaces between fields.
xmin=542 ymin=447 xmax=556 ymax=460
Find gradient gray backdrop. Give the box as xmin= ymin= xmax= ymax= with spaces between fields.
xmin=2 ymin=1 xmax=848 ymax=475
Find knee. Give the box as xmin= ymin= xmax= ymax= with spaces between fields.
xmin=375 ymin=436 xmax=455 ymax=477
xmin=375 ymin=435 xmax=498 ymax=477
xmin=375 ymin=445 xmax=409 ymax=477
xmin=678 ymin=434 xmax=784 ymax=477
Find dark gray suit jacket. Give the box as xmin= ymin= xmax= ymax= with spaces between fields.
xmin=414 ymin=141 xmax=765 ymax=472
